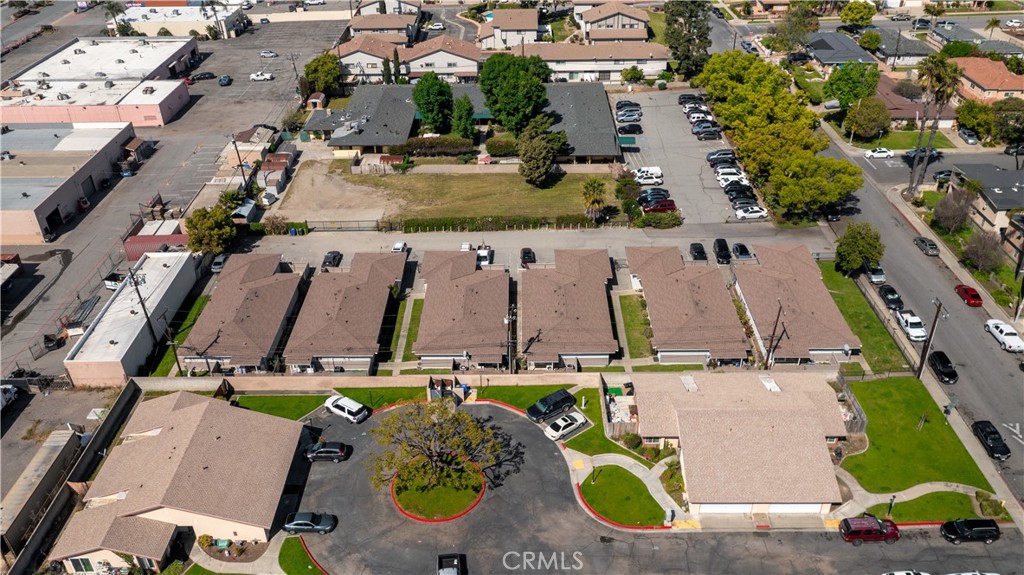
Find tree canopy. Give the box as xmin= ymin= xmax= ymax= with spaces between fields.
xmin=412 ymin=72 xmax=453 ymax=133
xmin=767 ymin=150 xmax=863 ymax=219
xmin=956 ymin=99 xmax=995 ymax=141
xmin=840 ymin=1 xmax=875 ymax=28
xmin=451 ymin=94 xmax=475 ymax=139
xmin=185 ymin=206 xmax=235 ymax=255
xmin=822 ymin=61 xmax=880 ymax=109
xmin=993 ymin=98 xmax=1024 ymax=144
xmin=518 ymin=133 xmax=555 ymax=187
xmin=490 ymin=70 xmax=547 ymax=136
xmin=835 ymin=222 xmax=884 ymax=275
xmin=664 ymin=0 xmax=712 ymax=78
xmin=770 ymin=2 xmax=819 ymax=52
xmin=479 ymin=53 xmax=551 ymax=105
xmin=858 ymin=30 xmax=881 ymax=51
xmin=304 ymin=53 xmax=342 ymax=94
xmin=845 ymin=97 xmax=891 ymax=139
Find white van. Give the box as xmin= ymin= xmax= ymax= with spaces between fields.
xmin=632 ymin=166 xmax=663 ymax=178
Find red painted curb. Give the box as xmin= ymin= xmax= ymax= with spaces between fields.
xmin=390 ymin=460 xmax=486 ymax=523
xmin=473 ymin=398 xmax=527 ymax=414
xmin=376 ymin=398 xmax=428 ymax=413
xmin=298 ymin=535 xmax=330 ymax=575
xmin=895 ymin=521 xmax=945 ymax=527
xmin=575 ymin=483 xmax=672 ymax=531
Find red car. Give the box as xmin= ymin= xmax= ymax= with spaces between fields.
xmin=642 ymin=199 xmax=677 ymax=213
xmin=955 ymin=284 xmax=983 ymax=307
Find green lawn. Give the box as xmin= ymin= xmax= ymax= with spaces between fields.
xmin=789 ymin=65 xmax=825 ymax=104
xmin=388 ymin=298 xmax=407 ymax=361
xmin=402 ymin=299 xmax=424 ymax=362
xmin=150 ymin=294 xmax=211 ymax=376
xmin=828 ymin=120 xmax=955 ymax=150
xmin=279 ymin=537 xmax=325 ymax=575
xmin=184 ymin=566 xmax=243 ymax=575
xmin=581 ymin=466 xmax=664 ymax=526
xmin=234 ymin=395 xmax=329 ymax=420
xmin=632 ymin=363 xmax=704 ymax=372
xmin=660 ymin=461 xmax=685 ymax=506
xmin=395 ymin=463 xmax=482 ymax=519
xmin=477 ymin=384 xmax=573 ymax=411
xmin=842 ymin=377 xmax=992 ymax=493
xmin=818 ymin=263 xmax=909 ymax=373
xmin=921 ymin=190 xmax=945 ymax=209
xmin=566 ymin=389 xmax=651 ymax=467
xmin=547 ymin=15 xmax=574 ymax=42
xmin=376 ymin=369 xmax=393 ymax=376
xmin=866 ymin=492 xmax=979 ymax=523
xmin=333 ymin=387 xmax=425 ymax=409
xmin=345 ymin=172 xmax=615 ymax=220
xmin=646 ymin=10 xmax=667 ymax=45
xmin=619 ymin=295 xmax=653 ymax=358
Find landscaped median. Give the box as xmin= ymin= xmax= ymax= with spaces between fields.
xmin=865 ymin=490 xmax=1009 ymax=524
xmin=234 ymin=387 xmax=428 ymax=420
xmin=579 ymin=466 xmax=666 ymax=528
xmin=566 ymin=389 xmax=651 ymax=468
xmin=476 ymin=384 xmax=573 ymax=411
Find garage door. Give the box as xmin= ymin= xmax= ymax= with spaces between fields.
xmin=767 ymin=504 xmax=822 ymax=514
xmin=698 ymin=504 xmax=752 ymax=514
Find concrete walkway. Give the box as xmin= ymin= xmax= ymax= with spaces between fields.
xmin=829 ymin=467 xmax=983 ymax=521
xmin=187 ymin=531 xmax=287 ymax=575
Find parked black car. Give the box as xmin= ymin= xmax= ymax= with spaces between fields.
xmin=877 ymin=285 xmax=904 ymax=311
xmin=706 ymin=149 xmax=735 ymax=162
xmin=696 ymin=130 xmax=722 ymax=141
xmin=1005 ymin=143 xmax=1022 ymax=156
xmin=283 ymin=512 xmax=338 ymax=534
xmin=616 ymin=100 xmax=640 ymax=110
xmin=520 ymin=247 xmax=537 ymax=266
xmin=712 ymin=6 xmax=724 ymax=18
xmin=305 ymin=441 xmax=349 ymax=462
xmin=678 ymin=93 xmax=705 ymax=104
xmin=940 ymin=518 xmax=1001 ymax=545
xmin=972 ymin=420 xmax=1011 ymax=461
xmin=617 ymin=124 xmax=643 ymax=135
xmin=689 ymin=242 xmax=707 ymax=261
xmin=526 ymin=389 xmax=577 ymax=422
xmin=321 ymin=250 xmax=342 ymax=269
xmin=713 ymin=238 xmax=731 ymax=264
xmin=928 ymin=351 xmax=959 ymax=384
xmin=191 ymin=71 xmax=216 ymax=82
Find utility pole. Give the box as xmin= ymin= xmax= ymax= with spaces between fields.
xmin=126 ymin=264 xmax=160 ymax=352
xmin=230 ymin=134 xmax=249 ymax=192
xmin=288 ymin=52 xmax=302 ymax=91
xmin=915 ymin=298 xmax=947 ymax=379
xmin=504 ymin=304 xmax=517 ymax=374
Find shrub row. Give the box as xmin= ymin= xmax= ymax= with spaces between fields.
xmin=485 ymin=138 xmax=519 ymax=157
xmin=390 ymin=136 xmax=474 ymax=157
xmin=249 ymin=221 xmax=308 ymax=235
xmin=402 ymin=215 xmax=598 ymax=233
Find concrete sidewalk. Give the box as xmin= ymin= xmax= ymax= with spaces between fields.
xmin=187 ymin=531 xmax=287 ymax=575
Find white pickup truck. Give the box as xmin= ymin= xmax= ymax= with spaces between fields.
xmin=250 ymin=71 xmax=274 ymax=82
xmin=893 ymin=309 xmax=928 ymax=342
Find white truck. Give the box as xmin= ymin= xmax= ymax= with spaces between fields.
xmin=250 ymin=71 xmax=274 ymax=82
xmin=894 ymin=309 xmax=928 ymax=342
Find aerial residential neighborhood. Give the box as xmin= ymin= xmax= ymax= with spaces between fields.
xmin=1 ymin=0 xmax=1024 ymax=574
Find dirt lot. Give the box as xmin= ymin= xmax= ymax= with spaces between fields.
xmin=269 ymin=160 xmax=399 ymax=223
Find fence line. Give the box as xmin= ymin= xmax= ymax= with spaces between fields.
xmin=850 ymin=276 xmax=918 ymax=370
xmin=305 ymin=221 xmax=631 ymax=233
xmin=835 ymin=373 xmax=869 ymax=435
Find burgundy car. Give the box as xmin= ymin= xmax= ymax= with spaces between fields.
xmin=642 ymin=199 xmax=677 ymax=213
xmin=955 ymin=284 xmax=983 ymax=307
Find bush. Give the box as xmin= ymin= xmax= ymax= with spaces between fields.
xmin=456 ymin=154 xmax=475 ymax=164
xmin=615 ymin=178 xmax=641 ymax=200
xmin=248 ymin=222 xmax=267 ymax=235
xmin=963 ymin=231 xmax=1002 ymax=273
xmin=636 ymin=212 xmax=682 ymax=228
xmin=198 ymin=535 xmax=213 ymax=548
xmin=554 ymin=214 xmax=594 ymax=227
xmin=657 ymin=82 xmax=667 ymax=91
xmin=657 ymin=71 xmax=674 ymax=82
xmin=390 ymin=136 xmax=474 ymax=156
xmin=893 ymin=78 xmax=923 ymax=101
xmin=621 ymin=433 xmax=642 ymax=449
xmin=643 ymin=78 xmax=656 ymax=87
xmin=485 ymin=138 xmax=519 ymax=157
xmin=403 ymin=216 xmax=546 ymax=232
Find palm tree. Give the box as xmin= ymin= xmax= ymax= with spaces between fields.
xmin=582 ymin=177 xmax=606 ymax=223
xmin=923 ymin=3 xmax=945 ymax=31
xmin=985 ymin=17 xmax=1001 ymax=39
xmin=916 ymin=58 xmax=962 ymax=188
xmin=907 ymin=54 xmax=962 ymax=192
xmin=103 ymin=1 xmax=125 ymax=35
xmin=202 ymin=0 xmax=227 ymax=39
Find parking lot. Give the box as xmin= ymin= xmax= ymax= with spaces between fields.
xmin=615 ymin=90 xmax=759 ymax=225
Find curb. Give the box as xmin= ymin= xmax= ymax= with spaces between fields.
xmin=390 ymin=460 xmax=486 ymax=523
xmin=574 ymin=483 xmax=672 ymax=531
xmin=298 ymin=536 xmax=330 ymax=575
xmin=473 ymin=398 xmax=527 ymax=414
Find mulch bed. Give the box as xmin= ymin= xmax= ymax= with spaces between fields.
xmin=200 ymin=540 xmax=269 ymax=563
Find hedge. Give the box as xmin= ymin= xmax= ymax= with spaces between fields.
xmin=635 ymin=212 xmax=682 ymax=228
xmin=390 ymin=136 xmax=474 ymax=156
xmin=485 ymin=138 xmax=519 ymax=157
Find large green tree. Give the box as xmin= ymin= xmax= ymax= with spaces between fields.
xmin=304 ymin=53 xmax=342 ymax=94
xmin=451 ymin=94 xmax=475 ymax=139
xmin=835 ymin=222 xmax=884 ymax=276
xmin=664 ymin=0 xmax=712 ymax=78
xmin=412 ymin=72 xmax=453 ymax=133
xmin=822 ymin=61 xmax=880 ymax=109
xmin=103 ymin=0 xmax=125 ymax=33
xmin=490 ymin=70 xmax=547 ymax=136
xmin=940 ymin=41 xmax=981 ymax=58
xmin=770 ymin=2 xmax=819 ymax=53
xmin=518 ymin=134 xmax=554 ymax=187
xmin=845 ymin=97 xmax=891 ymax=139
xmin=520 ymin=114 xmax=567 ymax=154
xmin=956 ymin=100 xmax=995 ymax=140
xmin=993 ymin=98 xmax=1024 ymax=144
xmin=368 ymin=399 xmax=502 ymax=492
xmin=767 ymin=150 xmax=863 ymax=219
xmin=479 ymin=53 xmax=551 ymax=105
xmin=840 ymin=1 xmax=875 ymax=28
xmin=185 ymin=206 xmax=235 ymax=255
xmin=858 ymin=30 xmax=881 ymax=51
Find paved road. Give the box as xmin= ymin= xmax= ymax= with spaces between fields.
xmin=431 ymin=6 xmax=476 ymax=43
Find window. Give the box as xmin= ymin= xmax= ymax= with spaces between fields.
xmin=137 ymin=557 xmax=157 ymax=569
xmin=366 ymin=62 xmax=377 ymax=68
xmin=70 ymin=558 xmax=94 ymax=573
xmin=613 ymin=60 xmax=623 ymax=65
xmin=423 ymin=62 xmax=434 ymax=68
xmin=642 ymin=437 xmax=659 ymax=444
xmin=447 ymin=62 xmax=457 ymax=67
xmin=637 ymin=60 xmax=646 ymax=65
xmin=556 ymin=60 xmax=565 ymax=65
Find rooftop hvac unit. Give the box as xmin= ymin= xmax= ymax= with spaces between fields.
xmin=57 ymin=93 xmax=70 ymax=100
xmin=141 ymin=14 xmax=149 ymax=19
xmin=104 ymin=80 xmax=114 ymax=88
xmin=138 ymin=39 xmax=148 ymax=45
xmin=78 ymin=83 xmax=87 ymax=89
xmin=129 ymin=48 xmax=138 ymax=53
xmin=142 ymin=86 xmax=155 ymax=94
xmin=21 ymin=89 xmax=32 ymax=96
xmin=172 ymin=9 xmax=179 ymax=15
xmin=89 ymin=40 xmax=98 ymax=46
xmin=74 ymin=48 xmax=85 ymax=54
xmin=95 ymin=71 xmax=107 ymax=77
xmin=115 ymin=59 xmax=124 ymax=63
xmin=61 ymin=59 xmax=70 ymax=64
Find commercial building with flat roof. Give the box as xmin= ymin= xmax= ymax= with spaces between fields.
xmin=64 ymin=252 xmax=199 ymax=387
xmin=0 ymin=37 xmax=196 ymax=126
xmin=0 ymin=122 xmax=139 ymax=244
xmin=116 ymin=6 xmax=247 ymax=38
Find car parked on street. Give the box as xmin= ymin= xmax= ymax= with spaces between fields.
xmin=911 ymin=18 xmax=930 ymax=30
xmin=689 ymin=242 xmax=707 ymax=261
xmin=520 ymin=248 xmax=536 ymax=266
xmin=260 ymin=49 xmax=278 ymax=58
xmin=958 ymin=127 xmax=978 ymax=145
xmin=544 ymin=412 xmax=587 ymax=440
xmin=324 ymin=395 xmax=370 ymax=423
xmin=1005 ymin=143 xmax=1022 ymax=155
xmin=928 ymin=351 xmax=959 ymax=384
xmin=984 ymin=319 xmax=1024 ymax=352
xmin=878 ymin=284 xmax=904 ymax=311
xmin=735 ymin=206 xmax=768 ymax=220
xmin=1006 ymin=19 xmax=1023 ymax=27
xmin=321 ymin=250 xmax=342 ymax=269
xmin=940 ymin=518 xmax=1002 ymax=545
xmin=905 ymin=147 xmax=940 ymax=159
xmin=305 ymin=441 xmax=349 ymax=462
xmin=839 ymin=516 xmax=900 ymax=546
xmin=863 ymin=262 xmax=886 ymax=284
xmin=890 ymin=13 xmax=911 ymax=21
xmin=913 ymin=236 xmax=939 ymax=256
xmin=284 ymin=512 xmax=337 ymax=535
xmin=864 ymin=148 xmax=894 ymax=159
xmin=955 ymin=284 xmax=983 ymax=306
xmin=971 ymin=421 xmax=1011 ymax=461
xmin=526 ymin=389 xmax=577 ymax=423
xmin=740 ymin=40 xmax=757 ymax=53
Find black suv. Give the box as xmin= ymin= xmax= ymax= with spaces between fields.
xmin=878 ymin=285 xmax=904 ymax=311
xmin=713 ymin=238 xmax=731 ymax=264
xmin=689 ymin=242 xmax=707 ymax=261
xmin=321 ymin=251 xmax=342 ymax=269
xmin=928 ymin=351 xmax=959 ymax=384
xmin=940 ymin=518 xmax=1001 ymax=545
xmin=526 ymin=389 xmax=576 ymax=422
xmin=305 ymin=441 xmax=348 ymax=462
xmin=972 ymin=420 xmax=1011 ymax=461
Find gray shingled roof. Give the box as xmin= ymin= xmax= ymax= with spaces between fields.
xmin=806 ymin=32 xmax=875 ymax=65
xmin=954 ymin=163 xmax=1024 ymax=211
xmin=305 ymin=108 xmax=355 ymax=133
xmin=328 ymin=84 xmax=419 ymax=147
xmin=932 ymin=25 xmax=1024 ymax=55
xmin=875 ymin=29 xmax=934 ymax=57
xmin=544 ymin=83 xmax=621 ymax=158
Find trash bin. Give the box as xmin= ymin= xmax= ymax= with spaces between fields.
xmin=289 ymin=228 xmax=296 ymax=236
xmin=297 ymin=228 xmax=304 ymax=236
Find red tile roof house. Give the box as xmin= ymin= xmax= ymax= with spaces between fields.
xmin=626 ymin=247 xmax=749 ymax=366
xmin=183 ymin=253 xmax=302 ymax=374
xmin=579 ymin=2 xmax=650 ymax=44
xmin=413 ymin=251 xmax=511 ymax=369
xmin=733 ymin=244 xmax=861 ymax=365
xmin=633 ymin=371 xmax=847 ymax=517
xmin=284 ymin=252 xmax=407 ymax=374
xmin=48 ymin=392 xmax=302 ymax=575
xmin=478 ymin=9 xmax=543 ymax=50
xmin=519 ymin=249 xmax=619 ymax=370
xmin=948 ymin=57 xmax=1024 ymax=106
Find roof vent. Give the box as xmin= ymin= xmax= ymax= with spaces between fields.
xmin=78 ymin=83 xmax=87 ymax=89
xmin=129 ymin=48 xmax=138 ymax=54
xmin=115 ymin=59 xmax=124 ymax=63
xmin=74 ymin=48 xmax=86 ymax=54
xmin=57 ymin=93 xmax=69 ymax=100
xmin=759 ymin=374 xmax=781 ymax=392
xmin=993 ymin=187 xmax=1003 ymax=194
xmin=61 ymin=59 xmax=70 ymax=64
xmin=95 ymin=71 xmax=107 ymax=77
xmin=89 ymin=39 xmax=99 ymax=46
xmin=104 ymin=80 xmax=114 ymax=88
xmin=141 ymin=14 xmax=149 ymax=19
xmin=142 ymin=86 xmax=155 ymax=94
xmin=109 ymin=340 xmax=118 ymax=345
xmin=139 ymin=39 xmax=148 ymax=45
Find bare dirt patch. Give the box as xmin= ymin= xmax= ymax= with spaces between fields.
xmin=269 ymin=160 xmax=403 ymax=222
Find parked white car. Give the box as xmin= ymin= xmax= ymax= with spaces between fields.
xmin=735 ymin=206 xmax=768 ymax=220
xmin=260 ymin=50 xmax=278 ymax=58
xmin=718 ymin=175 xmax=750 ymax=187
xmin=1005 ymin=19 xmax=1022 ymax=27
xmin=324 ymin=395 xmax=370 ymax=423
xmin=635 ymin=174 xmax=664 ymax=186
xmin=250 ymin=71 xmax=274 ymax=81
xmin=426 ymin=22 xmax=445 ymax=30
xmin=984 ymin=319 xmax=1024 ymax=352
xmin=391 ymin=241 xmax=408 ymax=253
xmin=544 ymin=412 xmax=587 ymax=440
xmin=864 ymin=147 xmax=894 ymax=159
xmin=305 ymin=0 xmax=326 ymax=5
xmin=632 ymin=166 xmax=663 ymax=178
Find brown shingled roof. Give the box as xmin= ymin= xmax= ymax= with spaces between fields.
xmin=521 ymin=42 xmax=670 ymax=61
xmin=402 ymin=34 xmax=481 ymax=62
xmin=520 ymin=250 xmax=618 ymax=363
xmin=733 ymin=245 xmax=860 ymax=359
xmin=489 ymin=8 xmax=538 ymax=30
xmin=414 ymin=251 xmax=510 ymax=364
xmin=587 ymin=28 xmax=649 ymax=40
xmin=580 ymin=2 xmax=649 ymax=23
xmin=633 ymin=372 xmax=844 ymax=504
xmin=184 ymin=253 xmax=300 ymax=367
xmin=285 ymin=252 xmax=407 ymax=362
xmin=349 ymin=13 xmax=417 ymax=30
xmin=332 ymin=34 xmax=396 ymax=59
xmin=626 ymin=247 xmax=749 ymax=359
xmin=49 ymin=393 xmax=302 ymax=561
